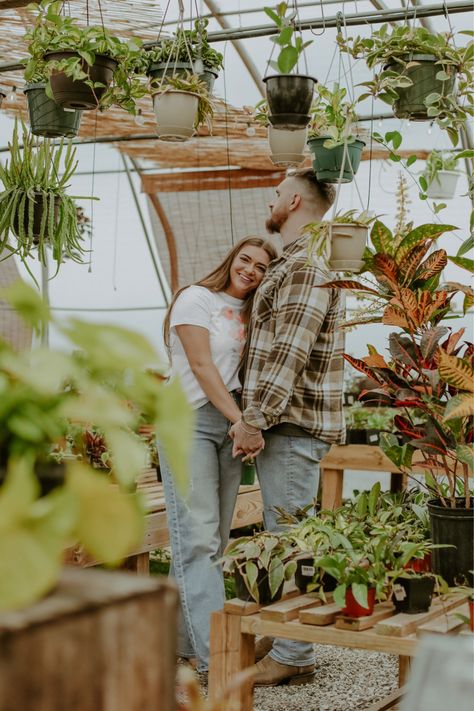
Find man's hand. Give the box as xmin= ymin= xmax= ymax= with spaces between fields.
xmin=229 ymin=419 xmax=265 ymax=458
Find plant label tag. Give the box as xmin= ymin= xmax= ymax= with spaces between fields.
xmin=301 ymin=565 xmax=315 ymax=577
xmin=393 ymin=583 xmax=406 ymax=601
xmin=347 ymin=394 xmax=354 ymax=404
xmin=368 ymin=433 xmax=378 ymax=443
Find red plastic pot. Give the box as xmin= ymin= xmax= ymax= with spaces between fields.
xmin=469 ymin=599 xmax=474 ymax=632
xmin=342 ymin=587 xmax=375 ymax=618
xmin=404 ymin=552 xmax=432 ymax=574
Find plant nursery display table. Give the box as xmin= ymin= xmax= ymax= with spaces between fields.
xmin=208 ymin=589 xmax=469 ymax=711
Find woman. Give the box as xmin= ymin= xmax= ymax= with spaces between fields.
xmin=159 ymin=236 xmax=277 ymax=672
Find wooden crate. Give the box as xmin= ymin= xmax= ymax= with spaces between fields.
xmin=0 ymin=567 xmax=178 ymax=711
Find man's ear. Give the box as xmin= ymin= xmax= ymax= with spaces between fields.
xmin=289 ymin=193 xmax=301 ymax=212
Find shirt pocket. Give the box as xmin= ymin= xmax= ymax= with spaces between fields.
xmin=253 ymin=278 xmax=277 ymax=323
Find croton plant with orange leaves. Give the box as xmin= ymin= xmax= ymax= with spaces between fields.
xmin=319 ymin=220 xmax=474 ymax=509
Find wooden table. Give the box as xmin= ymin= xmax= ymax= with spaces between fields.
xmin=208 ymin=590 xmax=468 ymax=711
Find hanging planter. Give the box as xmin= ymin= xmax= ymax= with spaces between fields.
xmin=328 ymin=222 xmax=369 ymax=273
xmin=387 ymin=55 xmax=456 ymax=121
xmin=45 ymin=51 xmax=118 ymax=110
xmin=24 ymin=83 xmax=82 ymax=138
xmin=268 ymin=125 xmax=307 ymax=166
xmin=147 ymin=62 xmax=218 ymax=94
xmin=307 ymin=136 xmax=365 ymax=184
xmin=152 ymin=90 xmax=199 ymax=142
xmin=264 ymin=74 xmax=316 ymax=130
xmin=427 ymin=497 xmax=474 ymax=586
xmin=426 ymin=170 xmax=460 ymax=199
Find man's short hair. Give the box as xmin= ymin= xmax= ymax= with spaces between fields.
xmin=287 ymin=168 xmax=336 ymax=211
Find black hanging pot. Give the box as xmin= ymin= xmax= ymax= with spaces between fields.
xmin=24 ymin=83 xmax=82 ymax=138
xmin=386 ymin=54 xmax=456 ymax=121
xmin=427 ymin=497 xmax=474 ymax=586
xmin=392 ymin=575 xmax=435 ymax=614
xmin=234 ymin=565 xmax=284 ymax=604
xmin=45 ymin=51 xmax=117 ymax=110
xmin=263 ymin=74 xmax=316 ymax=130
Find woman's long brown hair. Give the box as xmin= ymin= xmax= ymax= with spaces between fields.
xmin=163 ymin=236 xmax=278 ymax=352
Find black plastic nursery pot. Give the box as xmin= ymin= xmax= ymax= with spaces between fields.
xmin=392 ymin=575 xmax=435 ymax=614
xmin=427 ymin=498 xmax=474 ymax=586
xmin=263 ymin=74 xmax=316 ymax=130
xmin=24 ymin=83 xmax=82 ymax=138
xmin=12 ymin=192 xmax=60 ymax=244
xmin=45 ymin=51 xmax=117 ymax=110
xmin=346 ymin=429 xmax=369 ymax=445
xmin=234 ymin=566 xmax=284 ymax=605
xmin=148 ymin=61 xmax=218 ymax=93
xmin=307 ymin=137 xmax=365 ymax=183
xmin=387 ymin=54 xmax=456 ymax=121
xmin=295 ymin=557 xmax=338 ymax=594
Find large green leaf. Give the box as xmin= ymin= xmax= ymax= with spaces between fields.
xmin=333 ymin=583 xmax=347 ymax=608
xmin=278 ymin=46 xmax=298 ymax=73
xmin=456 ymin=444 xmax=474 ymax=472
xmin=245 ymin=560 xmax=259 ymax=602
xmin=268 ymin=556 xmax=284 ymax=599
xmin=105 ymin=428 xmax=147 ymax=489
xmin=370 ymin=221 xmax=394 ymax=254
xmin=444 ymin=393 xmax=474 ymax=420
xmin=448 ymin=255 xmax=474 ymax=273
xmin=396 ymin=224 xmax=457 ymax=262
xmin=156 ymin=377 xmax=194 ymax=497
xmin=438 ymin=351 xmax=474 ymax=392
xmin=351 ymin=582 xmax=369 ymax=609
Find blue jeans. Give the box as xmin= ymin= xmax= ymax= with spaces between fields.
xmin=257 ymin=430 xmax=330 ymax=667
xmin=158 ymin=400 xmax=242 ymax=672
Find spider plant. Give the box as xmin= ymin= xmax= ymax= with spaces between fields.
xmin=0 ymin=121 xmax=92 ymax=282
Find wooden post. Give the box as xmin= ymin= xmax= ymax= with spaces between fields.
xmin=122 ymin=552 xmax=150 ymax=576
xmin=321 ymin=467 xmax=344 ymax=510
xmin=0 ymin=567 xmax=178 ymax=711
xmin=208 ymin=610 xmax=255 ymax=711
xmin=398 ymin=655 xmax=411 ymax=686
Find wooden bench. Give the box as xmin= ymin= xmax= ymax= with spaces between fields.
xmin=208 ymin=588 xmax=470 ymax=711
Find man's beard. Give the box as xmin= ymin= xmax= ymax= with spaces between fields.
xmin=265 ymin=211 xmax=286 ymax=234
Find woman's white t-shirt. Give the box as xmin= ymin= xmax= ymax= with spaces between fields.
xmin=169 ymin=285 xmax=246 ymax=409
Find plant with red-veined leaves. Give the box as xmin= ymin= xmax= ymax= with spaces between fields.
xmin=316 ymin=219 xmax=473 ymax=509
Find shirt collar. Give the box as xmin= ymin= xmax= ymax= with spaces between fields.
xmin=271 ymin=233 xmax=310 ymax=265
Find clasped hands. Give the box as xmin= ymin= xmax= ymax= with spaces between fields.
xmin=229 ymin=419 xmax=265 ymax=458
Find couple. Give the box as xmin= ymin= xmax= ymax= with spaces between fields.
xmin=159 ymin=168 xmax=346 ymax=686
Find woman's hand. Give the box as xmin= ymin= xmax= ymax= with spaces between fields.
xmin=229 ymin=419 xmax=265 ymax=458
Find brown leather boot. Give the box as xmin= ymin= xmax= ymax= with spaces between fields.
xmin=255 ymin=636 xmax=274 ymax=661
xmin=250 ymin=654 xmax=316 ymax=686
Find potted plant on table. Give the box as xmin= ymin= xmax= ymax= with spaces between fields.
xmin=221 ymin=532 xmax=296 ymax=604
xmin=151 ymin=72 xmax=214 ymax=142
xmin=24 ymin=0 xmax=147 ymax=113
xmin=422 ymin=150 xmax=462 ymax=200
xmin=345 ymin=405 xmax=395 ymax=445
xmin=338 ymin=25 xmax=474 ymax=145
xmin=144 ymin=18 xmax=223 ymax=94
xmin=307 ymin=83 xmax=366 ymax=183
xmin=0 ymin=121 xmax=89 ymax=283
xmin=305 ymin=208 xmax=377 ymax=273
xmin=263 ymin=3 xmax=315 ymax=130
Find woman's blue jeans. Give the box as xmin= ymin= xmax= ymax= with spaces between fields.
xmin=158 ymin=400 xmax=242 ymax=672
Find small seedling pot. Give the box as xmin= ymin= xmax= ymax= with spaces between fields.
xmin=387 ymin=54 xmax=456 ymax=121
xmin=295 ymin=557 xmax=338 ymax=594
xmin=267 ymin=125 xmax=307 ymax=166
xmin=392 ymin=575 xmax=435 ymax=614
xmin=264 ymin=74 xmax=316 ymax=130
xmin=234 ymin=566 xmax=284 ymax=605
xmin=346 ymin=429 xmax=369 ymax=445
xmin=152 ymin=90 xmax=198 ymax=141
xmin=404 ymin=552 xmax=432 ymax=574
xmin=24 ymin=83 xmax=82 ymax=138
xmin=307 ymin=137 xmax=365 ymax=184
xmin=342 ymin=587 xmax=376 ymax=617
xmin=45 ymin=51 xmax=117 ymax=110
xmin=329 ymin=223 xmax=368 ymax=273
xmin=426 ymin=170 xmax=460 ymax=199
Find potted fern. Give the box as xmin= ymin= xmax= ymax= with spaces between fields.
xmin=24 ymin=0 xmax=147 ymax=113
xmin=422 ymin=150 xmax=461 ymax=200
xmin=0 ymin=121 xmax=88 ymax=282
xmin=262 ymin=3 xmax=315 ymax=130
xmin=151 ymin=73 xmax=214 ymax=142
xmin=307 ymin=83 xmax=366 ymax=183
xmin=305 ymin=209 xmax=377 ymax=273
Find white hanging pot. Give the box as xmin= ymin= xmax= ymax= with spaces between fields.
xmin=426 ymin=170 xmax=460 ymax=200
xmin=329 ymin=223 xmax=368 ymax=272
xmin=268 ymin=125 xmax=307 ymax=166
xmin=152 ymin=90 xmax=199 ymax=142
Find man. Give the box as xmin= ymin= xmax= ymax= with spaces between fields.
xmin=230 ymin=168 xmax=346 ymax=685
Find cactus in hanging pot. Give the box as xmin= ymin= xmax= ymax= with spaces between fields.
xmin=151 ymin=72 xmax=214 ymax=142
xmin=263 ymin=3 xmax=315 ymax=130
xmin=24 ymin=0 xmax=147 ymax=113
xmin=0 ymin=121 xmax=91 ymax=283
xmin=305 ymin=209 xmax=377 ymax=273
xmin=250 ymin=99 xmax=307 ymax=166
xmin=144 ymin=18 xmax=224 ymax=94
xmin=307 ymin=83 xmax=366 ymax=184
xmin=338 ymin=25 xmax=474 ymax=145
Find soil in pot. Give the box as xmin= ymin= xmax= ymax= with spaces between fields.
xmin=392 ymin=575 xmax=435 ymax=614
xmin=264 ymin=74 xmax=316 ymax=130
xmin=428 ymin=497 xmax=474 ymax=586
xmin=45 ymin=52 xmax=117 ymax=110
xmin=388 ymin=55 xmax=456 ymax=120
xmin=234 ymin=566 xmax=284 ymax=605
xmin=24 ymin=83 xmax=82 ymax=138
xmin=12 ymin=193 xmax=60 ymax=244
xmin=152 ymin=90 xmax=198 ymax=142
xmin=308 ymin=137 xmax=365 ymax=183
xmin=342 ymin=587 xmax=376 ymax=617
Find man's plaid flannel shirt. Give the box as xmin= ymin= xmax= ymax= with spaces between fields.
xmin=241 ymin=234 xmax=346 ymax=444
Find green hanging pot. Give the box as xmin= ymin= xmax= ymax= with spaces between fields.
xmin=24 ymin=83 xmax=82 ymax=138
xmin=387 ymin=54 xmax=456 ymax=121
xmin=307 ymin=137 xmax=365 ymax=183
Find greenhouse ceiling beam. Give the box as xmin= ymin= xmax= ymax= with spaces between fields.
xmin=0 ymin=1 xmax=470 ymax=74
xmin=0 ymin=0 xmax=30 ymax=8
xmin=202 ymin=0 xmax=264 ymax=97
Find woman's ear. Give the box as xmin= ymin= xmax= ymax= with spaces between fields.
xmin=289 ymin=193 xmax=301 ymax=212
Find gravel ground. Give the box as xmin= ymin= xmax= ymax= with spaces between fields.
xmin=192 ymin=645 xmax=398 ymax=711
